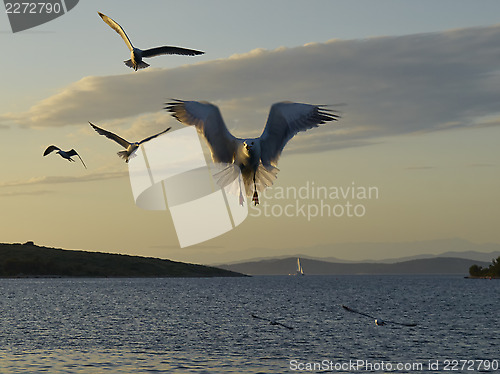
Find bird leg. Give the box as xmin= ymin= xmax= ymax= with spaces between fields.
xmin=252 ymin=174 xmax=259 ymax=205
xmin=252 ymin=191 xmax=259 ymax=205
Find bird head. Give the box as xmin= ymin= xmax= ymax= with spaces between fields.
xmin=243 ymin=139 xmax=261 ymax=155
xmin=243 ymin=140 xmax=255 ymax=150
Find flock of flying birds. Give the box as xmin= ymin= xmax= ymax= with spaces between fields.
xmin=252 ymin=305 xmax=418 ymax=331
xmin=43 ymin=12 xmax=199 ymax=169
xmin=252 ymin=304 xmax=418 ymax=331
xmin=40 ymin=11 xmax=418 ymax=330
xmin=43 ymin=11 xmax=340 ymax=206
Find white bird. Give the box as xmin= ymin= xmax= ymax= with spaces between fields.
xmin=98 ymin=12 xmax=204 ymax=71
xmin=88 ymin=122 xmax=171 ymax=163
xmin=342 ymin=305 xmax=417 ymax=327
xmin=43 ymin=146 xmax=87 ymax=169
xmin=165 ymin=100 xmax=340 ymax=205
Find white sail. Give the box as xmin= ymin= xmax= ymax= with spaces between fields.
xmin=296 ymin=258 xmax=304 ymax=275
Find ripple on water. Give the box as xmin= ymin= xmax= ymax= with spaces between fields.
xmin=0 ymin=276 xmax=499 ymax=373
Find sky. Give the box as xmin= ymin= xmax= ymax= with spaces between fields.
xmin=1 ymin=0 xmax=499 ymax=265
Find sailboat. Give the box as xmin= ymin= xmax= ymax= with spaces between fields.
xmin=296 ymin=258 xmax=305 ymax=276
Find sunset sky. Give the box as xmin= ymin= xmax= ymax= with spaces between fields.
xmin=1 ymin=0 xmax=499 ymax=264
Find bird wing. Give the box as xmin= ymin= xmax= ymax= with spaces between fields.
xmin=383 ymin=319 xmax=418 ymax=327
xmin=165 ymin=99 xmax=239 ymax=163
xmin=251 ymin=314 xmax=271 ymax=322
xmin=274 ymin=321 xmax=294 ymax=330
xmin=98 ymin=12 xmax=134 ymax=51
xmin=342 ymin=305 xmax=417 ymax=327
xmin=43 ymin=145 xmax=60 ymax=156
xmin=142 ymin=46 xmax=204 ymax=58
xmin=252 ymin=314 xmax=293 ymax=329
xmin=67 ymin=149 xmax=87 ymax=169
xmin=89 ymin=122 xmax=131 ymax=149
xmin=342 ymin=305 xmax=376 ymax=319
xmin=259 ymin=102 xmax=340 ymax=166
xmin=138 ymin=127 xmax=172 ymax=145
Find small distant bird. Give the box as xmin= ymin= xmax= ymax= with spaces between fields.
xmin=342 ymin=305 xmax=417 ymax=327
xmin=89 ymin=122 xmax=171 ymax=163
xmin=165 ymin=100 xmax=340 ymax=205
xmin=251 ymin=314 xmax=293 ymax=330
xmin=98 ymin=12 xmax=205 ymax=71
xmin=43 ymin=146 xmax=87 ymax=169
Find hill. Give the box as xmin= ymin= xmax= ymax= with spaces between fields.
xmin=218 ymin=257 xmax=490 ymax=275
xmin=0 ymin=242 xmax=244 ymax=278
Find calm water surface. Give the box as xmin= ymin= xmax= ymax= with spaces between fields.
xmin=0 ymin=275 xmax=498 ymax=373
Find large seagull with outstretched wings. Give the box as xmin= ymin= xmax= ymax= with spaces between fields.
xmin=165 ymin=100 xmax=340 ymax=205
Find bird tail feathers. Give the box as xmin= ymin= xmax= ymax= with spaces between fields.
xmin=242 ymin=164 xmax=279 ymax=197
xmin=212 ymin=162 xmax=279 ymax=198
xmin=124 ymin=59 xmax=149 ymax=70
xmin=254 ymin=164 xmax=279 ymax=193
xmin=212 ymin=164 xmax=247 ymax=205
xmin=117 ymin=150 xmax=129 ymax=162
xmin=213 ymin=164 xmax=240 ymax=189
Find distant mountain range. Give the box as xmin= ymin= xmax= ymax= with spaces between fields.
xmin=217 ymin=250 xmax=500 ymax=266
xmin=0 ymin=242 xmax=244 ymax=278
xmin=218 ymin=256 xmax=491 ymax=275
xmin=3 ymin=241 xmax=495 ymax=277
xmin=206 ymin=238 xmax=500 ymax=266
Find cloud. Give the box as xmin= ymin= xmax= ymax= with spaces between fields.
xmin=465 ymin=163 xmax=495 ymax=168
xmin=0 ymin=189 xmax=54 ymax=197
xmin=0 ymin=171 xmax=127 ymax=188
xmin=2 ymin=25 xmax=500 ymax=156
xmin=405 ymin=166 xmax=435 ymax=171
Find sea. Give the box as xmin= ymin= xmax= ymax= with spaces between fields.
xmin=0 ymin=275 xmax=498 ymax=373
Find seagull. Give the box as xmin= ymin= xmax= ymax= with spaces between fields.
xmin=43 ymin=146 xmax=87 ymax=169
xmin=165 ymin=100 xmax=340 ymax=205
xmin=251 ymin=314 xmax=293 ymax=330
xmin=98 ymin=12 xmax=205 ymax=71
xmin=88 ymin=122 xmax=171 ymax=162
xmin=342 ymin=305 xmax=417 ymax=327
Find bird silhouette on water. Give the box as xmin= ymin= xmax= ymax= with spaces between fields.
xmin=342 ymin=305 xmax=417 ymax=327
xmin=251 ymin=314 xmax=293 ymax=330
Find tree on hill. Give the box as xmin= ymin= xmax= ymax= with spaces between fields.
xmin=469 ymin=256 xmax=500 ymax=278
